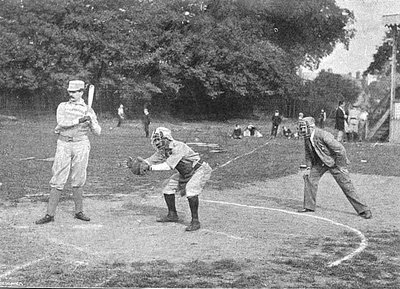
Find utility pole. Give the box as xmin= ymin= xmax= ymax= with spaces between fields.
xmin=383 ymin=14 xmax=400 ymax=143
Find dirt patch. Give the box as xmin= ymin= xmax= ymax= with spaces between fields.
xmin=1 ymin=172 xmax=400 ymax=287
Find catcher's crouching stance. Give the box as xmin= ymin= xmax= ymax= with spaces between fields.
xmin=127 ymin=127 xmax=212 ymax=231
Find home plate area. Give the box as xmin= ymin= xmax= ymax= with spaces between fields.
xmin=1 ymin=188 xmax=352 ymax=271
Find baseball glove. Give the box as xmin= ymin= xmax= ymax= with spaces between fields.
xmin=127 ymin=157 xmax=150 ymax=176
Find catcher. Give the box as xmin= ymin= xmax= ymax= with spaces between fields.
xmin=127 ymin=127 xmax=212 ymax=231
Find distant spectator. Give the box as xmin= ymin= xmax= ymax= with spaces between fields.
xmin=142 ymin=108 xmax=151 ymax=137
xmin=283 ymin=126 xmax=292 ymax=139
xmin=231 ymin=124 xmax=242 ymax=139
xmin=271 ymin=110 xmax=282 ymax=138
xmin=347 ymin=105 xmax=361 ymax=142
xmin=117 ymin=104 xmax=125 ymax=127
xmin=244 ymin=125 xmax=263 ymax=137
xmin=358 ymin=110 xmax=369 ymax=141
xmin=335 ymin=101 xmax=348 ymax=142
xmin=318 ymin=109 xmax=327 ymax=128
xmin=294 ymin=112 xmax=304 ymax=139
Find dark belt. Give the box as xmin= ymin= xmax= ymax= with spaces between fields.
xmin=58 ymin=135 xmax=87 ymax=142
xmin=193 ymin=160 xmax=203 ymax=171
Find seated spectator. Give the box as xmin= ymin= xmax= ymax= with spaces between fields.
xmin=283 ymin=126 xmax=292 ymax=139
xmin=231 ymin=124 xmax=242 ymax=139
xmin=243 ymin=125 xmax=263 ymax=137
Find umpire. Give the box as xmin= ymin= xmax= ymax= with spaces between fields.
xmin=297 ymin=117 xmax=372 ymax=219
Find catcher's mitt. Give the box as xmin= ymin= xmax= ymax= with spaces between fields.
xmin=126 ymin=157 xmax=150 ymax=176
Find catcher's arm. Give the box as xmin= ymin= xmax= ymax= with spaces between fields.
xmin=148 ymin=162 xmax=170 ymax=171
xmin=136 ymin=156 xmax=171 ymax=171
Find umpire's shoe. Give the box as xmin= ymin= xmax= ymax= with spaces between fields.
xmin=156 ymin=212 xmax=179 ymax=222
xmin=35 ymin=214 xmax=54 ymax=225
xmin=359 ymin=210 xmax=372 ymax=219
xmin=185 ymin=220 xmax=200 ymax=232
xmin=75 ymin=212 xmax=90 ymax=221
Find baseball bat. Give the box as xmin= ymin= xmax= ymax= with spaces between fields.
xmin=87 ymin=84 xmax=95 ymax=110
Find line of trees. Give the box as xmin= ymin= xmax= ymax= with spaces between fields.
xmin=0 ymin=0 xmax=359 ymax=120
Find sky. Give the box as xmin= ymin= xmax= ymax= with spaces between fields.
xmin=305 ymin=0 xmax=400 ymax=77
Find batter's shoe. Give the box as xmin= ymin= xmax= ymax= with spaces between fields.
xmin=35 ymin=214 xmax=54 ymax=225
xmin=185 ymin=220 xmax=201 ymax=231
xmin=156 ymin=212 xmax=179 ymax=222
xmin=359 ymin=210 xmax=372 ymax=219
xmin=75 ymin=212 xmax=90 ymax=221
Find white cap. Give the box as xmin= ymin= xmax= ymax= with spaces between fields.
xmin=67 ymin=80 xmax=85 ymax=91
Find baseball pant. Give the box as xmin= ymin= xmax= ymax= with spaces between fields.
xmin=47 ymin=139 xmax=90 ymax=216
xmin=50 ymin=139 xmax=91 ymax=190
xmin=271 ymin=125 xmax=279 ymax=137
xmin=162 ymin=162 xmax=212 ymax=197
xmin=303 ymin=164 xmax=369 ymax=214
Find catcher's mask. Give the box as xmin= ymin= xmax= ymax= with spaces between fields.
xmin=298 ymin=117 xmax=315 ymax=138
xmin=151 ymin=127 xmax=173 ymax=150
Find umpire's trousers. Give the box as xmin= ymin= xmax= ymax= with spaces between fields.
xmin=303 ymin=164 xmax=370 ymax=214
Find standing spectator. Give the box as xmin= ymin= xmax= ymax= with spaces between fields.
xmin=347 ymin=105 xmax=361 ymax=142
xmin=297 ymin=117 xmax=372 ymax=219
xmin=335 ymin=100 xmax=348 ymax=142
xmin=35 ymin=80 xmax=102 ymax=224
xmin=318 ymin=109 xmax=327 ymax=128
xmin=142 ymin=107 xmax=151 ymax=137
xmin=271 ymin=110 xmax=282 ymax=138
xmin=358 ymin=110 xmax=369 ymax=141
xmin=294 ymin=112 xmax=305 ymax=139
xmin=116 ymin=104 xmax=125 ymax=127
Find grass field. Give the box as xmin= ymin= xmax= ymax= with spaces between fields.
xmin=1 ymin=116 xmax=400 ymax=288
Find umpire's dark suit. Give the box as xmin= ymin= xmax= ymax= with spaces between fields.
xmin=302 ymin=127 xmax=370 ymax=215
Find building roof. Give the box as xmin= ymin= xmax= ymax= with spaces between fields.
xmin=383 ymin=14 xmax=400 ymax=27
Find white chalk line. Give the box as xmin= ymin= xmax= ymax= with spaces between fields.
xmin=213 ymin=142 xmax=269 ymax=170
xmin=203 ymin=199 xmax=367 ymax=267
xmin=5 ymin=139 xmax=362 ymax=281
xmin=47 ymin=237 xmax=101 ymax=257
xmin=201 ymin=229 xmax=244 ymax=240
xmin=0 ymin=257 xmax=48 ymax=280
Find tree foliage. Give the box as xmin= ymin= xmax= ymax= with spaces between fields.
xmin=0 ymin=0 xmax=355 ymax=119
xmin=306 ymin=70 xmax=361 ymax=115
xmin=364 ymin=31 xmax=399 ymax=76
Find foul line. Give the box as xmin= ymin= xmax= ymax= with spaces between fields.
xmin=213 ymin=142 xmax=269 ymax=170
xmin=47 ymin=237 xmax=101 ymax=257
xmin=0 ymin=257 xmax=47 ymax=280
xmin=203 ymin=199 xmax=367 ymax=267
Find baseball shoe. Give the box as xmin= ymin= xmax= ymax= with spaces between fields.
xmin=297 ymin=208 xmax=315 ymax=213
xmin=359 ymin=210 xmax=372 ymax=219
xmin=185 ymin=220 xmax=201 ymax=232
xmin=156 ymin=213 xmax=179 ymax=223
xmin=75 ymin=212 xmax=90 ymax=221
xmin=35 ymin=214 xmax=54 ymax=225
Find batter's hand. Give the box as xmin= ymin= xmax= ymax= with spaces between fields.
xmin=79 ymin=115 xmax=91 ymax=123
